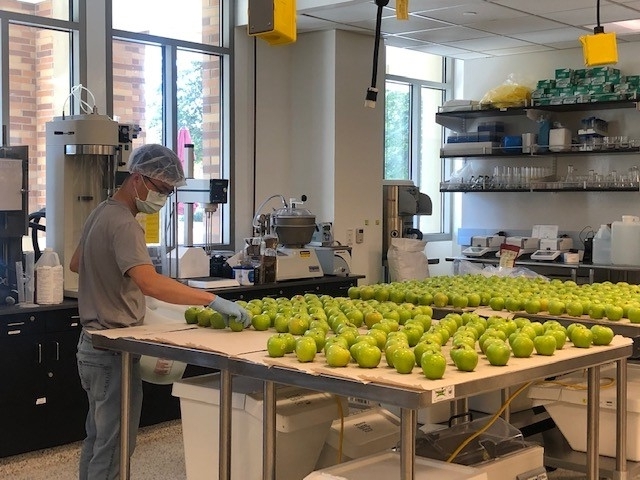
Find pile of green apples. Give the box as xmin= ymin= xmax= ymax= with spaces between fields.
xmin=348 ymin=275 xmax=640 ymax=322
xmin=182 ymin=291 xmax=615 ymax=380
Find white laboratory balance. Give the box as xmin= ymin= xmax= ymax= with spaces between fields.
xmin=496 ymin=236 xmax=540 ymax=259
xmin=462 ymin=234 xmax=506 ymax=258
xmin=253 ymin=195 xmax=323 ymax=281
xmin=530 ymin=237 xmax=574 ymax=261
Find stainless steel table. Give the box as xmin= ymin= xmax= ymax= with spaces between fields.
xmin=91 ymin=326 xmax=633 ymax=480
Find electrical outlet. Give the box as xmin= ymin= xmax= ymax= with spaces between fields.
xmin=356 ymin=228 xmax=364 ymax=244
xmin=346 ymin=229 xmax=354 ymax=246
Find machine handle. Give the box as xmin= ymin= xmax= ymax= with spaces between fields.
xmin=405 ymin=228 xmax=423 ymax=240
xmin=54 ymin=341 xmax=60 ymax=361
xmin=37 ymin=343 xmax=42 ymax=364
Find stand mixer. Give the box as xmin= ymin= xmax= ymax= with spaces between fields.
xmin=253 ymin=194 xmax=323 ymax=281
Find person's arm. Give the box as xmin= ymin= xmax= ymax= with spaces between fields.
xmin=127 ymin=264 xmax=216 ymax=305
xmin=69 ymin=244 xmax=81 ymax=273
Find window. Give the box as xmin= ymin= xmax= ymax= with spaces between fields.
xmin=112 ymin=0 xmax=231 ymax=247
xmin=385 ymin=46 xmax=451 ymax=239
xmin=1 ymin=3 xmax=75 ymax=218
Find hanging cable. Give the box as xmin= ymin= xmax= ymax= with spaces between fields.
xmin=364 ymin=0 xmax=389 ymax=108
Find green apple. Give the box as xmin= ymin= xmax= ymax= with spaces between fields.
xmin=489 ymin=296 xmax=505 ymax=311
xmin=273 ymin=313 xmax=290 ymax=333
xmin=197 ymin=307 xmax=217 ymax=327
xmin=588 ymin=304 xmax=606 ymax=320
xmin=467 ymin=293 xmax=482 ymax=308
xmin=485 ymin=341 xmax=511 ymax=366
xmin=565 ymin=301 xmax=584 ymax=317
xmin=295 ymin=336 xmax=317 ymax=362
xmin=628 ymin=306 xmax=640 ymax=323
xmin=325 ymin=344 xmax=351 ymax=367
xmin=418 ymin=292 xmax=434 ymax=306
xmin=505 ymin=297 xmax=522 ymax=313
xmin=533 ymin=334 xmax=557 ymax=356
xmin=590 ymin=325 xmax=613 ymax=346
xmin=184 ymin=306 xmax=203 ymax=324
xmin=524 ymin=299 xmax=541 ymax=315
xmin=251 ymin=313 xmax=271 ymax=331
xmin=421 ymin=351 xmax=447 ymax=380
xmin=288 ymin=315 xmax=310 ymax=335
xmin=210 ymin=311 xmax=226 ymax=329
xmin=267 ymin=334 xmax=288 ymax=357
xmin=392 ymin=347 xmax=416 ymax=374
xmin=450 ymin=344 xmax=478 ymax=372
xmin=547 ymin=299 xmax=566 ymax=316
xmin=304 ymin=328 xmax=327 ymax=352
xmin=413 ymin=341 xmax=441 ymax=365
xmin=433 ymin=292 xmax=449 ymax=308
xmin=228 ymin=316 xmax=246 ymax=332
xmin=323 ymin=335 xmax=349 ymax=355
xmin=511 ymin=335 xmax=535 ymax=358
xmin=571 ymin=327 xmax=593 ymax=348
xmin=355 ymin=344 xmax=382 ymax=368
xmin=605 ymin=304 xmax=624 ymax=321
xmin=547 ymin=328 xmax=567 ymax=349
xmin=347 ymin=286 xmax=360 ymax=299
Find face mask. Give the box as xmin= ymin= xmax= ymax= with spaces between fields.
xmin=134 ymin=180 xmax=168 ymax=214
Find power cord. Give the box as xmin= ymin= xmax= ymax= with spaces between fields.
xmin=365 ymin=0 xmax=389 ymax=108
xmin=446 ymin=381 xmax=533 ymax=463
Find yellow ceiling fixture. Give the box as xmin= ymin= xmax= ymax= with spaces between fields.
xmin=396 ymin=0 xmax=409 ymax=20
xmin=248 ymin=0 xmax=297 ymax=46
xmin=580 ymin=0 xmax=618 ymax=66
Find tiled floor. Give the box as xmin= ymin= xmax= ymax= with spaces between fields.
xmin=0 ymin=419 xmax=612 ymax=480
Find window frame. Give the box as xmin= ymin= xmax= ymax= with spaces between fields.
xmin=384 ymin=55 xmax=455 ymax=242
xmin=107 ymin=1 xmax=235 ymax=248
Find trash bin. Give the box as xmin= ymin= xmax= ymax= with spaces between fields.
xmin=315 ymin=407 xmax=400 ymax=469
xmin=172 ymin=373 xmax=348 ymax=480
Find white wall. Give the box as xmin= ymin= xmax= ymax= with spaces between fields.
xmin=459 ymin=42 xmax=640 ymax=244
xmin=234 ymin=29 xmax=385 ymax=283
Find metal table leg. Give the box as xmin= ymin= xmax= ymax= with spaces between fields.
xmin=586 ymin=365 xmax=600 ymax=480
xmin=400 ymin=408 xmax=417 ymax=480
xmin=263 ymin=381 xmax=276 ymax=480
xmin=120 ymin=351 xmax=132 ymax=480
xmin=219 ymin=370 xmax=232 ymax=480
xmin=615 ymin=357 xmax=628 ymax=480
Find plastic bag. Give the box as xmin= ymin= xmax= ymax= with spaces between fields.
xmin=480 ymin=74 xmax=534 ymax=108
xmin=457 ymin=260 xmax=547 ymax=280
xmin=387 ymin=238 xmax=430 ymax=282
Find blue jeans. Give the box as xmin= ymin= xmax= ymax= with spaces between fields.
xmin=77 ymin=331 xmax=143 ymax=480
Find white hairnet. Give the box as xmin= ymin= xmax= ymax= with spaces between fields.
xmin=128 ymin=144 xmax=187 ymax=187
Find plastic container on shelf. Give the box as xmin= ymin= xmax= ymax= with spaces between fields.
xmin=34 ymin=248 xmax=63 ymax=305
xmin=305 ymin=451 xmax=487 ymax=480
xmin=172 ymin=373 xmax=347 ymax=480
xmin=611 ymin=215 xmax=640 ymax=265
xmin=528 ymin=363 xmax=640 ymax=460
xmin=592 ymin=224 xmax=612 ymax=264
xmin=315 ymin=407 xmax=401 ymax=469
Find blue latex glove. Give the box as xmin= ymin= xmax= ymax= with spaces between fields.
xmin=209 ymin=296 xmax=251 ymax=327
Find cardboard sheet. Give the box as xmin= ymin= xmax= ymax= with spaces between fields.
xmin=238 ymin=335 xmax=632 ymax=394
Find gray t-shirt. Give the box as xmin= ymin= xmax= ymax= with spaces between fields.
xmin=77 ymin=198 xmax=153 ymax=330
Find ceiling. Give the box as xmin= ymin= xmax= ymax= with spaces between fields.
xmin=296 ymin=0 xmax=640 ymax=59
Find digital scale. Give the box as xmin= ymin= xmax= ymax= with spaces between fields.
xmin=462 ymin=234 xmax=506 ymax=258
xmin=530 ymin=237 xmax=574 ymax=261
xmin=496 ymin=236 xmax=540 ymax=258
xmin=275 ymin=247 xmax=324 ymax=281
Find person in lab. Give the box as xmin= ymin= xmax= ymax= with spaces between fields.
xmin=69 ymin=144 xmax=249 ymax=480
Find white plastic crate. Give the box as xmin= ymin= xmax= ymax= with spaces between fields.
xmin=528 ymin=362 xmax=640 ymax=460
xmin=172 ymin=373 xmax=347 ymax=480
xmin=315 ymin=407 xmax=400 ymax=469
xmin=306 ymin=451 xmax=487 ymax=480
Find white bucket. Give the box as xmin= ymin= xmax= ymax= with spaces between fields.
xmin=611 ymin=215 xmax=640 ymax=266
